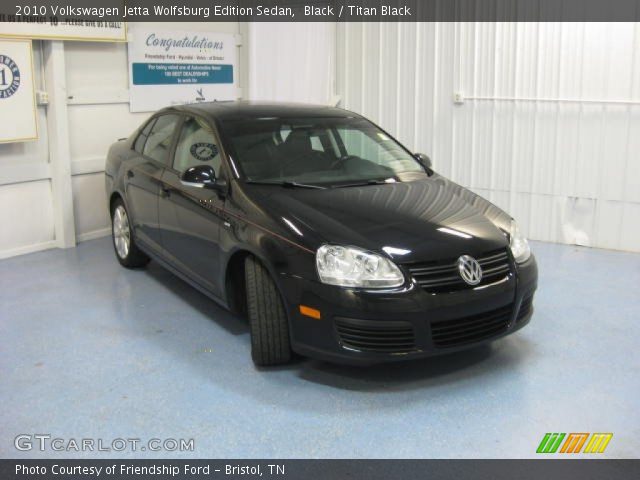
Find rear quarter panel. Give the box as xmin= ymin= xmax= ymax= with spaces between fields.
xmin=105 ymin=136 xmax=137 ymax=211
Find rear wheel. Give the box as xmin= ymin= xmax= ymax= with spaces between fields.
xmin=245 ymin=256 xmax=291 ymax=366
xmin=111 ymin=199 xmax=150 ymax=268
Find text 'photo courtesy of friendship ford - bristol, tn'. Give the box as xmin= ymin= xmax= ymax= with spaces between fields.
xmin=105 ymin=101 xmax=538 ymax=366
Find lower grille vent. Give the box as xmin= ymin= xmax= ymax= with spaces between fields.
xmin=431 ymin=304 xmax=513 ymax=348
xmin=335 ymin=318 xmax=417 ymax=353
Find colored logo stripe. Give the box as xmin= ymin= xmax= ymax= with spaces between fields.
xmin=560 ymin=433 xmax=589 ymax=453
xmin=583 ymin=433 xmax=613 ymax=453
xmin=536 ymin=433 xmax=565 ymax=453
xmin=536 ymin=433 xmax=613 ymax=454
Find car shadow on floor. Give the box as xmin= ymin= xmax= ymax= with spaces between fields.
xmin=260 ymin=334 xmax=531 ymax=394
xmin=143 ymin=260 xmax=532 ymax=393
xmin=145 ymin=262 xmax=249 ymax=337
xmin=293 ymin=345 xmax=505 ymax=391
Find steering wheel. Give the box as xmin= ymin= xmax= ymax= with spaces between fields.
xmin=329 ymin=154 xmax=358 ymax=170
xmin=278 ymin=153 xmax=306 ymax=176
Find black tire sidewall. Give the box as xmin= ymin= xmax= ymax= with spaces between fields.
xmin=245 ymin=256 xmax=291 ymax=366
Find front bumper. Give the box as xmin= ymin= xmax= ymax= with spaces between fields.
xmin=280 ymin=255 xmax=538 ymax=365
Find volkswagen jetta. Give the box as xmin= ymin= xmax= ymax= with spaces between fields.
xmin=105 ymin=102 xmax=537 ymax=366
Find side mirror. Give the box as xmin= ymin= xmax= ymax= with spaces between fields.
xmin=180 ymin=165 xmax=226 ymax=191
xmin=414 ymin=153 xmax=433 ymax=170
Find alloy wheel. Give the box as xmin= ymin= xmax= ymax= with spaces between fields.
xmin=113 ymin=205 xmax=130 ymax=259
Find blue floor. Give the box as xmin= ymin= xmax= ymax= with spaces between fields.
xmin=0 ymin=238 xmax=638 ymax=459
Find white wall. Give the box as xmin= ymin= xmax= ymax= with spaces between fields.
xmin=0 ymin=22 xmax=241 ymax=259
xmin=245 ymin=22 xmax=335 ymax=103
xmin=0 ymin=41 xmax=55 ymax=258
xmin=337 ymin=22 xmax=640 ymax=252
xmin=65 ymin=39 xmax=149 ymax=243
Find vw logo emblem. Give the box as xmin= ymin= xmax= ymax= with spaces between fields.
xmin=458 ymin=255 xmax=482 ymax=285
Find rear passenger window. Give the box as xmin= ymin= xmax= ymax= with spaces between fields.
xmin=173 ymin=116 xmax=222 ymax=177
xmin=133 ymin=118 xmax=155 ymax=153
xmin=142 ymin=114 xmax=181 ymax=164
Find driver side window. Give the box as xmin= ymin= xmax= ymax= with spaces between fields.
xmin=338 ymin=128 xmax=383 ymax=162
xmin=142 ymin=114 xmax=180 ymax=164
xmin=337 ymin=128 xmax=417 ymax=172
xmin=173 ymin=116 xmax=222 ymax=176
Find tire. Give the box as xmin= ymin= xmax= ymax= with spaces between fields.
xmin=245 ymin=256 xmax=292 ymax=366
xmin=111 ymin=198 xmax=150 ymax=269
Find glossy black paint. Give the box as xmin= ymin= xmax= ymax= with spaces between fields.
xmin=158 ymin=167 xmax=227 ymax=298
xmin=105 ymin=101 xmax=538 ymax=365
xmin=181 ymin=164 xmax=218 ymax=188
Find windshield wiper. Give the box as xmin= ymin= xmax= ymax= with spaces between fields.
xmin=331 ymin=179 xmax=390 ymax=189
xmin=245 ymin=180 xmax=326 ymax=190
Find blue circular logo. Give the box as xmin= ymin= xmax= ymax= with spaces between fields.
xmin=0 ymin=55 xmax=20 ymax=99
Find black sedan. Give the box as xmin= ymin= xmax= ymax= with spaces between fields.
xmin=105 ymin=102 xmax=537 ymax=366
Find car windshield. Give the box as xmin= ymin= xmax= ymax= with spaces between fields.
xmin=220 ymin=116 xmax=425 ymax=187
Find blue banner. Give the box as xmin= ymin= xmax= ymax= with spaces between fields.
xmin=132 ymin=63 xmax=233 ymax=85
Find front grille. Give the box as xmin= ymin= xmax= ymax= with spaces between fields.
xmin=334 ymin=317 xmax=417 ymax=353
xmin=405 ymin=248 xmax=512 ymax=293
xmin=431 ymin=304 xmax=513 ymax=348
xmin=516 ymin=294 xmax=534 ymax=322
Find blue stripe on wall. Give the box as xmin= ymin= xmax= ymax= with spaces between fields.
xmin=132 ymin=63 xmax=233 ymax=85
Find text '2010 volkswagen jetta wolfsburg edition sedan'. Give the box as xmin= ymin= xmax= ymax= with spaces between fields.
xmin=106 ymin=102 xmax=537 ymax=366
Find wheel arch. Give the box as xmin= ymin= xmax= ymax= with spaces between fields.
xmin=223 ymin=245 xmax=291 ymax=320
xmin=109 ymin=192 xmax=121 ymax=215
xmin=224 ymin=249 xmax=251 ymax=316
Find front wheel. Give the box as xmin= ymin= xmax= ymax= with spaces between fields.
xmin=111 ymin=199 xmax=150 ymax=269
xmin=245 ymin=256 xmax=292 ymax=366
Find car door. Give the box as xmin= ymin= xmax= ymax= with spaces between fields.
xmin=125 ymin=114 xmax=181 ymax=254
xmin=158 ymin=114 xmax=227 ymax=297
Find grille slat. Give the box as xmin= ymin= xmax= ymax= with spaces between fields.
xmin=342 ymin=341 xmax=416 ymax=349
xmin=417 ymin=275 xmax=462 ymax=287
xmin=434 ymin=325 xmax=508 ymax=346
xmin=405 ymin=248 xmax=512 ymax=293
xmin=432 ymin=317 xmax=510 ymax=341
xmin=338 ymin=332 xmax=415 ymax=342
xmin=479 ymin=251 xmax=509 ymax=264
xmin=431 ymin=304 xmax=513 ymax=348
xmin=431 ymin=309 xmax=512 ymax=336
xmin=335 ymin=318 xmax=417 ymax=353
xmin=337 ymin=327 xmax=415 ymax=336
xmin=409 ymin=263 xmax=457 ymax=274
xmin=482 ymin=264 xmax=510 ymax=275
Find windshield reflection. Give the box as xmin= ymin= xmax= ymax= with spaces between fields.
xmin=221 ymin=117 xmax=426 ymax=187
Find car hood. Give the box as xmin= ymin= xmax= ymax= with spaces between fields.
xmin=244 ymin=174 xmax=512 ymax=263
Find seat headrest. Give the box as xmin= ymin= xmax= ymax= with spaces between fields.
xmin=282 ymin=129 xmax=313 ymax=154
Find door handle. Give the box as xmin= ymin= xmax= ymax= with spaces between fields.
xmin=160 ymin=185 xmax=171 ymax=198
xmin=127 ymin=170 xmax=135 ymax=179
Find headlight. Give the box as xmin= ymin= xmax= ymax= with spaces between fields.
xmin=316 ymin=245 xmax=405 ymax=288
xmin=509 ymin=220 xmax=531 ymax=263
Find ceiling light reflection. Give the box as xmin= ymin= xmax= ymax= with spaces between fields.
xmin=383 ymin=246 xmax=412 ymax=256
xmin=282 ymin=217 xmax=303 ymax=237
xmin=437 ymin=227 xmax=473 ymax=239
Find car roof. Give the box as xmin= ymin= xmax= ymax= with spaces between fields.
xmin=162 ymin=101 xmax=360 ymax=122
